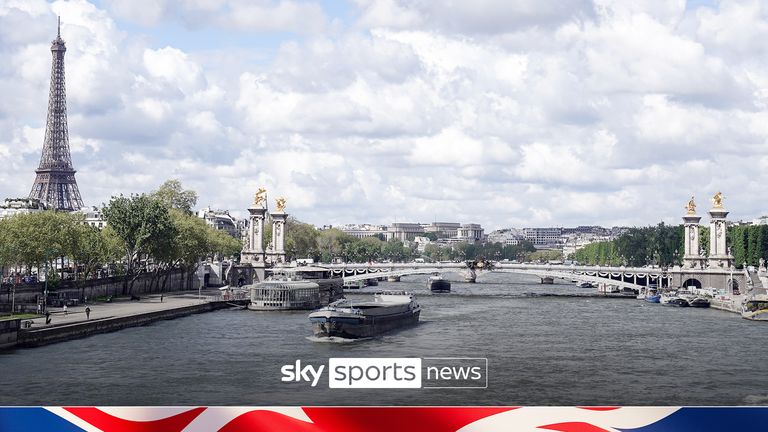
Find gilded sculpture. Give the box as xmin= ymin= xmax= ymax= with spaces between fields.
xmin=685 ymin=195 xmax=696 ymax=215
xmin=712 ymin=191 xmax=723 ymax=209
xmin=276 ymin=197 xmax=287 ymax=212
xmin=253 ymin=187 xmax=267 ymax=207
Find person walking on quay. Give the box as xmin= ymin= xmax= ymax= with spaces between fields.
xmin=160 ymin=294 xmax=163 ymax=303
xmin=36 ymin=303 xmax=41 ymax=315
xmin=63 ymin=304 xmax=68 ymax=316
xmin=45 ymin=311 xmax=51 ymax=325
xmin=85 ymin=307 xmax=91 ymax=320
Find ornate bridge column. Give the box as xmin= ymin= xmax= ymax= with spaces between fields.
xmin=270 ymin=197 xmax=288 ymax=264
xmin=707 ymin=192 xmax=733 ymax=269
xmin=242 ymin=207 xmax=266 ymax=264
xmin=682 ymin=196 xmax=705 ymax=269
xmin=241 ymin=189 xmax=268 ymax=283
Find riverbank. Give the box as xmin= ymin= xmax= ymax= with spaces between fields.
xmin=709 ymin=294 xmax=743 ymax=314
xmin=4 ymin=292 xmax=246 ymax=349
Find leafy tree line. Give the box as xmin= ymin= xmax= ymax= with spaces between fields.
xmin=282 ymin=220 xmax=539 ymax=263
xmin=0 ymin=180 xmax=241 ymax=297
xmin=572 ymin=222 xmax=768 ymax=269
xmin=571 ymin=223 xmax=684 ymax=267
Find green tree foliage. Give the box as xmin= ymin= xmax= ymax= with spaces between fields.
xmin=572 ymin=222 xmax=768 ymax=268
xmin=381 ymin=239 xmax=411 ymax=262
xmin=526 ymin=249 xmax=564 ymax=263
xmin=150 ymin=179 xmax=198 ymax=214
xmin=0 ymin=181 xmax=238 ymax=298
xmin=102 ymin=194 xmax=176 ymax=294
xmin=285 ymin=218 xmax=319 ymax=261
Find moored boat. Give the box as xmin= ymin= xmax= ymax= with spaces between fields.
xmin=577 ymin=281 xmax=595 ymax=289
xmin=661 ymin=291 xmax=689 ymax=307
xmin=645 ymin=294 xmax=661 ymax=303
xmin=428 ymin=275 xmax=451 ymax=293
xmin=688 ymin=297 xmax=711 ymax=308
xmin=644 ymin=287 xmax=661 ymax=303
xmin=742 ymin=294 xmax=768 ymax=321
xmin=309 ymin=290 xmax=421 ymax=339
xmin=247 ymin=266 xmax=343 ymax=311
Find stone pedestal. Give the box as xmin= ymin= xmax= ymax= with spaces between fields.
xmin=269 ymin=211 xmax=287 ymax=264
xmin=708 ymin=208 xmax=733 ymax=269
xmin=682 ymin=214 xmax=706 ymax=269
xmin=241 ymin=207 xmax=267 ymax=269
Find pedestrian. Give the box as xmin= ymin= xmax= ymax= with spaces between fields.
xmin=160 ymin=294 xmax=163 ymax=303
xmin=85 ymin=307 xmax=91 ymax=320
xmin=45 ymin=311 xmax=51 ymax=325
xmin=63 ymin=304 xmax=67 ymax=316
xmin=37 ymin=303 xmax=41 ymax=315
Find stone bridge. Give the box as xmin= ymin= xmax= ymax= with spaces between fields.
xmin=325 ymin=262 xmax=670 ymax=291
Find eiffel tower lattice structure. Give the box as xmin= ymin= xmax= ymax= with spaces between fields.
xmin=29 ymin=18 xmax=84 ymax=211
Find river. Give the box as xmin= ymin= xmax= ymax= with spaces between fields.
xmin=2 ymin=272 xmax=767 ymax=406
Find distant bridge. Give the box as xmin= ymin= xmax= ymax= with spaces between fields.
xmin=326 ymin=262 xmax=669 ymax=291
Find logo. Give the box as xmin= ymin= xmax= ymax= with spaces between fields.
xmin=281 ymin=357 xmax=487 ymax=389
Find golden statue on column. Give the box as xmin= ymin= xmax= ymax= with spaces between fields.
xmin=275 ymin=197 xmax=287 ymax=213
xmin=253 ymin=187 xmax=267 ymax=207
xmin=685 ymin=196 xmax=696 ymax=215
xmin=712 ymin=191 xmax=723 ymax=209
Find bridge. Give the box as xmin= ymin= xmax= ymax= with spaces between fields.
xmin=325 ymin=262 xmax=669 ymax=291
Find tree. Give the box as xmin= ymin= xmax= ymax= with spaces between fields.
xmin=102 ymin=194 xmax=176 ymax=295
xmin=525 ymin=249 xmax=563 ymax=263
xmin=317 ymin=229 xmax=348 ymax=263
xmin=382 ymin=239 xmax=409 ymax=262
xmin=150 ymin=179 xmax=198 ymax=214
xmin=285 ymin=218 xmax=319 ymax=261
xmin=67 ymin=221 xmax=122 ymax=298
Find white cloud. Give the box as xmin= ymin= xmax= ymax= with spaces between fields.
xmin=3 ymin=0 xmax=768 ymax=231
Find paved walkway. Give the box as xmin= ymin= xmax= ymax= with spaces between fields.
xmin=23 ymin=292 xmax=219 ymax=329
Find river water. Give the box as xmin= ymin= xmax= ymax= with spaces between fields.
xmin=2 ymin=272 xmax=768 ymax=406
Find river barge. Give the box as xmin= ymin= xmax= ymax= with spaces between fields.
xmin=308 ymin=290 xmax=421 ymax=339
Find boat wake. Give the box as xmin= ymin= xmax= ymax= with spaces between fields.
xmin=305 ymin=336 xmax=371 ymax=344
xmin=744 ymin=394 xmax=768 ymax=404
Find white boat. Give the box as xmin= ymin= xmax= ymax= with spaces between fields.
xmin=661 ymin=290 xmax=689 ymax=307
xmin=742 ymin=294 xmax=768 ymax=321
xmin=248 ymin=267 xmax=343 ymax=311
xmin=248 ymin=280 xmax=322 ymax=311
xmin=308 ymin=290 xmax=421 ymax=339
xmin=597 ymin=283 xmax=620 ymax=293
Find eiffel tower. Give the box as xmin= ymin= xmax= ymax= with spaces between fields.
xmin=29 ymin=18 xmax=84 ymax=211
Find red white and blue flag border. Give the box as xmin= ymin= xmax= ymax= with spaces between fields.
xmin=1 ymin=406 xmax=767 ymax=432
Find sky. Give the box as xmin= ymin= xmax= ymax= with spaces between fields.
xmin=1 ymin=0 xmax=768 ymax=231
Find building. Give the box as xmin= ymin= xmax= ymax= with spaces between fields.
xmin=457 ymin=223 xmax=484 ymax=242
xmin=524 ymin=227 xmax=563 ymax=247
xmin=197 ymin=207 xmax=239 ymax=238
xmin=387 ymin=223 xmax=425 ymax=242
xmin=423 ymin=222 xmax=461 ymax=238
xmin=0 ymin=198 xmax=46 ymax=219
xmin=76 ymin=206 xmax=106 ymax=229
xmin=561 ymin=233 xmax=611 ymax=258
xmin=339 ymin=224 xmax=388 ymax=239
xmin=486 ymin=228 xmax=525 ymax=245
xmin=561 ymin=225 xmax=610 ymax=236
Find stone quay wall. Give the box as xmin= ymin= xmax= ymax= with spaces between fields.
xmin=14 ymin=301 xmax=239 ymax=349
xmin=1 ymin=270 xmax=200 ymax=308
xmin=0 ymin=318 xmax=21 ymax=349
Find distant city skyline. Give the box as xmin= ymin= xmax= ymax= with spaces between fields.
xmin=2 ymin=1 xmax=768 ymax=231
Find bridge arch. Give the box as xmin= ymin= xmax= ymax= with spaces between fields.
xmin=682 ymin=278 xmax=701 ymax=289
xmin=728 ymin=278 xmax=740 ymax=295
